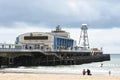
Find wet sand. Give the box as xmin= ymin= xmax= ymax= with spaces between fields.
xmin=0 ymin=73 xmax=120 ymax=80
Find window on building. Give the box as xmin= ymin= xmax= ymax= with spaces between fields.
xmin=24 ymin=36 xmax=48 ymax=40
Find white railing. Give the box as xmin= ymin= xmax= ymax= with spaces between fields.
xmin=0 ymin=48 xmax=44 ymax=52
xmin=0 ymin=48 xmax=103 ymax=53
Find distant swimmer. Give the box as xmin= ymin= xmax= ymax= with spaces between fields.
xmin=101 ymin=63 xmax=103 ymax=67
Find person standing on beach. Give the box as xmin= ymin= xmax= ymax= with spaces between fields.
xmin=109 ymin=70 xmax=111 ymax=75
xmin=87 ymin=69 xmax=91 ymax=75
xmin=82 ymin=69 xmax=86 ymax=75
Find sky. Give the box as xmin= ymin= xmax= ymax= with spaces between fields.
xmin=0 ymin=0 xmax=120 ymax=53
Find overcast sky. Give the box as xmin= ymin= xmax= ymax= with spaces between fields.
xmin=0 ymin=0 xmax=120 ymax=53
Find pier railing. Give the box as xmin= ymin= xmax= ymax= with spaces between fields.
xmin=0 ymin=48 xmax=45 ymax=52
xmin=0 ymin=48 xmax=63 ymax=60
xmin=0 ymin=48 xmax=103 ymax=53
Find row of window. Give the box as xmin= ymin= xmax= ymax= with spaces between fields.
xmin=24 ymin=36 xmax=48 ymax=40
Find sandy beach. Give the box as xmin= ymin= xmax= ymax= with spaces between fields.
xmin=0 ymin=73 xmax=120 ymax=80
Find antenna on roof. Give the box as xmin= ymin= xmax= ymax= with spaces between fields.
xmin=56 ymin=25 xmax=61 ymax=31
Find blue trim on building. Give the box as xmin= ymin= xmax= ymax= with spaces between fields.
xmin=54 ymin=36 xmax=57 ymax=50
xmin=54 ymin=36 xmax=74 ymax=50
xmin=15 ymin=37 xmax=19 ymax=43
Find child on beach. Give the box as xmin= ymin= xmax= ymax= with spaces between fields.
xmin=82 ymin=69 xmax=86 ymax=75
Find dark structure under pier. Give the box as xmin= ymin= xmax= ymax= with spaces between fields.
xmin=0 ymin=49 xmax=110 ymax=68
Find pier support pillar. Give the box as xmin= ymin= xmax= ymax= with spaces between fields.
xmin=8 ymin=58 xmax=14 ymax=67
xmin=53 ymin=56 xmax=55 ymax=65
xmin=46 ymin=56 xmax=48 ymax=66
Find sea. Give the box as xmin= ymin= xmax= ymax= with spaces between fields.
xmin=1 ymin=54 xmax=120 ymax=75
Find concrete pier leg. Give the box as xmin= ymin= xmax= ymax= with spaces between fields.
xmin=70 ymin=60 xmax=72 ymax=65
xmin=46 ymin=56 xmax=48 ymax=66
xmin=8 ymin=58 xmax=14 ymax=67
xmin=32 ymin=58 xmax=37 ymax=66
xmin=60 ymin=59 xmax=62 ymax=65
xmin=59 ymin=54 xmax=62 ymax=65
xmin=73 ymin=60 xmax=76 ymax=65
xmin=53 ymin=56 xmax=55 ymax=65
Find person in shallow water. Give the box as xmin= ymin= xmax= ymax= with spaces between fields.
xmin=101 ymin=63 xmax=103 ymax=67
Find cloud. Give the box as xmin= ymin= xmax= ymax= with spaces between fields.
xmin=0 ymin=23 xmax=52 ymax=43
xmin=0 ymin=0 xmax=120 ymax=28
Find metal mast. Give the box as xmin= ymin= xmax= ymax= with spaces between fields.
xmin=79 ymin=24 xmax=90 ymax=50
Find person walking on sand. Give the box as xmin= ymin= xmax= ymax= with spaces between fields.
xmin=82 ymin=69 xmax=86 ymax=75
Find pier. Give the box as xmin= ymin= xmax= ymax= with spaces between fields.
xmin=0 ymin=25 xmax=110 ymax=68
xmin=0 ymin=47 xmax=110 ymax=68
